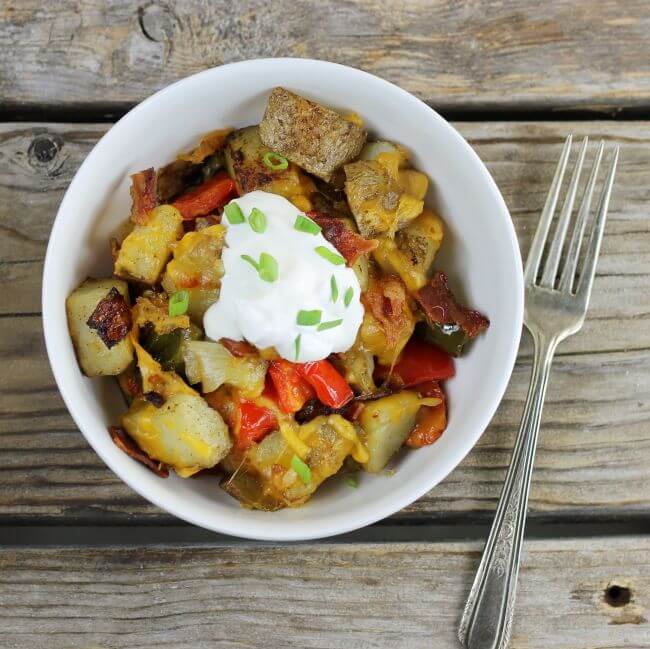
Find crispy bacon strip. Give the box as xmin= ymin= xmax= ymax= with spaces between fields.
xmin=129 ymin=168 xmax=158 ymax=225
xmin=177 ymin=128 xmax=232 ymax=164
xmin=220 ymin=338 xmax=258 ymax=357
xmin=362 ymin=276 xmax=411 ymax=347
xmin=406 ymin=397 xmax=447 ymax=448
xmin=108 ymin=426 xmax=169 ymax=477
xmin=86 ymin=288 xmax=132 ymax=349
xmin=307 ymin=211 xmax=378 ymax=265
xmin=416 ymin=271 xmax=490 ymax=338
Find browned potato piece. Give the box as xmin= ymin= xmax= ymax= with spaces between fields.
xmin=259 ymin=87 xmax=367 ymax=181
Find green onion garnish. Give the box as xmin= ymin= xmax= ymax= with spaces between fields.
xmin=241 ymin=254 xmax=259 ymax=271
xmin=297 ymin=309 xmax=322 ymax=326
xmin=263 ymin=151 xmax=289 ymax=171
xmin=330 ymin=275 xmax=339 ymax=302
xmin=315 ymin=246 xmax=345 ymax=265
xmin=291 ymin=455 xmax=312 ymax=484
xmin=317 ymin=319 xmax=343 ymax=331
xmin=248 ymin=207 xmax=267 ymax=233
xmin=294 ymin=334 xmax=301 ymax=361
xmin=224 ymin=202 xmax=245 ymax=224
xmin=346 ymin=475 xmax=359 ymax=489
xmin=258 ymin=252 xmax=278 ymax=282
xmin=344 ymin=287 xmax=354 ymax=307
xmin=168 ymin=290 xmax=190 ymax=317
xmin=294 ymin=214 xmax=321 ymax=235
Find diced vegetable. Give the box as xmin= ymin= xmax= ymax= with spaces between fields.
xmin=220 ymin=470 xmax=284 ymax=511
xmin=387 ymin=337 xmax=455 ymax=386
xmin=259 ymin=87 xmax=367 ymax=181
xmin=114 ymin=204 xmax=184 ymax=285
xmin=122 ymin=393 xmax=231 ymax=477
xmin=297 ymin=360 xmax=354 ymax=409
xmin=172 ymin=172 xmax=236 ymax=220
xmin=161 ymin=224 xmax=225 ymax=323
xmin=139 ymin=322 xmax=202 ymax=374
xmin=237 ymin=399 xmax=278 ymax=450
xmin=360 ymin=141 xmax=408 ymax=165
xmin=358 ymin=391 xmax=425 ymax=473
xmin=183 ymin=340 xmax=268 ymax=398
xmin=224 ymin=125 xmax=315 ymax=211
xmin=335 ymin=338 xmax=376 ymax=395
xmin=240 ymin=414 xmax=367 ymax=508
xmin=406 ymin=398 xmax=447 ymax=447
xmin=373 ymin=209 xmax=445 ymax=292
xmin=267 ymin=359 xmax=314 ymax=413
xmin=66 ymin=278 xmax=134 ymax=377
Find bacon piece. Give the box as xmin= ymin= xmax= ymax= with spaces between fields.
xmin=416 ymin=271 xmax=490 ymax=339
xmin=108 ymin=426 xmax=169 ymax=477
xmin=362 ymin=276 xmax=411 ymax=347
xmin=406 ymin=394 xmax=447 ymax=448
xmin=307 ymin=211 xmax=378 ymax=265
xmin=129 ymin=168 xmax=158 ymax=225
xmin=86 ymin=288 xmax=132 ymax=349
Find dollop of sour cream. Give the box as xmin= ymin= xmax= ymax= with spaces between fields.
xmin=204 ymin=191 xmax=364 ymax=362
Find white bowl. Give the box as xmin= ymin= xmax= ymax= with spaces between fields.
xmin=43 ymin=58 xmax=523 ymax=541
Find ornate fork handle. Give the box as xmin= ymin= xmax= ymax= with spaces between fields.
xmin=458 ymin=332 xmax=557 ymax=649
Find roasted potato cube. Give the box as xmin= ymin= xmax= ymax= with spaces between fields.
xmin=259 ymin=87 xmax=367 ymax=181
xmin=66 ymin=278 xmax=134 ymax=377
xmin=373 ymin=209 xmax=445 ymax=292
xmin=122 ymin=393 xmax=232 ymax=477
xmin=359 ymin=391 xmax=422 ymax=473
xmin=224 ymin=125 xmax=315 ymax=211
xmin=114 ymin=204 xmax=183 ymax=285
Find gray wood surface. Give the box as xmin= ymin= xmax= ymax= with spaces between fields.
xmin=1 ymin=120 xmax=648 ymax=522
xmin=1 ymin=536 xmax=648 ymax=648
xmin=2 ymin=1 xmax=650 ymax=114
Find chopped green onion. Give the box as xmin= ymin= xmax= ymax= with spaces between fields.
xmin=263 ymin=151 xmax=289 ymax=171
xmin=258 ymin=252 xmax=278 ymax=283
xmin=315 ymin=246 xmax=345 ymax=266
xmin=241 ymin=254 xmax=259 ymax=271
xmin=344 ymin=287 xmax=354 ymax=307
xmin=291 ymin=454 xmax=312 ymax=484
xmin=346 ymin=475 xmax=359 ymax=489
xmin=168 ymin=290 xmax=190 ymax=317
xmin=330 ymin=275 xmax=339 ymax=302
xmin=318 ymin=319 xmax=343 ymax=331
xmin=224 ymin=202 xmax=245 ymax=224
xmin=294 ymin=214 xmax=321 ymax=235
xmin=294 ymin=334 xmax=301 ymax=361
xmin=248 ymin=207 xmax=267 ymax=233
xmin=297 ymin=309 xmax=322 ymax=326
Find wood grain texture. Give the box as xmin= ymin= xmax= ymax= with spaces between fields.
xmin=1 ymin=121 xmax=649 ymax=522
xmin=0 ymin=537 xmax=648 ymax=648
xmin=2 ymin=0 xmax=650 ymax=114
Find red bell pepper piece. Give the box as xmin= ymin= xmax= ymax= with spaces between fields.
xmin=237 ymin=399 xmax=278 ymax=450
xmin=172 ymin=172 xmax=236 ymax=220
xmin=388 ymin=338 xmax=455 ymax=387
xmin=297 ymin=360 xmax=354 ymax=409
xmin=268 ymin=360 xmax=315 ymax=414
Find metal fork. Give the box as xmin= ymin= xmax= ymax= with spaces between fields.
xmin=458 ymin=135 xmax=619 ymax=649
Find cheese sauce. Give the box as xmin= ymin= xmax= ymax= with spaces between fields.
xmin=204 ymin=191 xmax=363 ymax=362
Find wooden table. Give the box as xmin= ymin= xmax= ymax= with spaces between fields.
xmin=1 ymin=1 xmax=649 ymax=647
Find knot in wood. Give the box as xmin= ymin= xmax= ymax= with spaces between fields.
xmin=138 ymin=2 xmax=177 ymax=43
xmin=28 ymin=134 xmax=62 ymax=169
xmin=604 ymin=583 xmax=632 ymax=608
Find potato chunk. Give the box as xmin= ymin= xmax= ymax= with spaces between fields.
xmin=358 ymin=391 xmax=422 ymax=473
xmin=122 ymin=393 xmax=231 ymax=477
xmin=66 ymin=278 xmax=134 ymax=377
xmin=114 ymin=204 xmax=183 ymax=285
xmin=259 ymin=87 xmax=366 ymax=181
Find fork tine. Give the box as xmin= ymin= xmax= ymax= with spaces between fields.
xmin=539 ymin=137 xmax=588 ymax=288
xmin=558 ymin=141 xmax=604 ymax=293
xmin=524 ymin=135 xmax=573 ymax=284
xmin=576 ymin=146 xmax=619 ymax=303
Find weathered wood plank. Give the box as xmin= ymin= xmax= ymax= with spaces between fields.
xmin=2 ymin=314 xmax=649 ymax=521
xmin=0 ymin=537 xmax=648 ymax=648
xmin=2 ymin=1 xmax=650 ymax=113
xmin=1 ymin=120 xmax=649 ymax=522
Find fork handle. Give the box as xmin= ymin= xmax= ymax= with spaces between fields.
xmin=458 ymin=333 xmax=558 ymax=649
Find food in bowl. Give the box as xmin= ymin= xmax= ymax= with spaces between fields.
xmin=65 ymin=87 xmax=489 ymax=511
